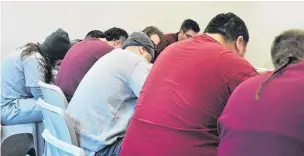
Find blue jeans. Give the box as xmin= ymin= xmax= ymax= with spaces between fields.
xmin=95 ymin=138 xmax=123 ymax=156
xmin=1 ymin=98 xmax=43 ymax=125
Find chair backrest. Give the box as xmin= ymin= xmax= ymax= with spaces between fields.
xmin=38 ymin=81 xmax=68 ymax=110
xmin=42 ymin=129 xmax=86 ymax=156
xmin=37 ymin=98 xmax=78 ymax=147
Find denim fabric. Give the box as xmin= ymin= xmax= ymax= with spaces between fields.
xmin=95 ymin=138 xmax=123 ymax=156
xmin=1 ymin=48 xmax=44 ymax=106
xmin=1 ymin=98 xmax=43 ymax=125
xmin=1 ymin=48 xmax=44 ymax=125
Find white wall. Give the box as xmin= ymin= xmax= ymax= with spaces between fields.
xmin=2 ymin=1 xmax=304 ymax=68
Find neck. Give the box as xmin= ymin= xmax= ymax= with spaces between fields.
xmin=125 ymin=46 xmax=140 ymax=55
xmin=177 ymin=32 xmax=182 ymax=41
xmin=99 ymin=38 xmax=107 ymax=42
xmin=205 ymin=33 xmax=237 ymax=54
xmin=98 ymin=38 xmax=112 ymax=46
xmin=205 ymin=33 xmax=226 ymax=46
xmin=125 ymin=46 xmax=149 ymax=63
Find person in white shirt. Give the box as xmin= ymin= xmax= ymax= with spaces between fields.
xmin=66 ymin=32 xmax=155 ymax=156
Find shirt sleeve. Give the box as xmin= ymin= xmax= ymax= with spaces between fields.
xmin=23 ymin=55 xmax=44 ymax=88
xmin=129 ymin=60 xmax=151 ymax=97
xmin=30 ymin=87 xmax=43 ymax=100
xmin=218 ymin=52 xmax=259 ymax=93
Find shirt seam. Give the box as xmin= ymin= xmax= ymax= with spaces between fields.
xmin=102 ymin=99 xmax=127 ymax=139
xmin=126 ymin=59 xmax=145 ymax=86
xmin=102 ymin=56 xmax=143 ymax=139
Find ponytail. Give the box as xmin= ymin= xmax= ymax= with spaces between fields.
xmin=257 ymin=29 xmax=304 ymax=100
xmin=256 ymin=56 xmax=303 ymax=100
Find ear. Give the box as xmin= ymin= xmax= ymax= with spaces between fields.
xmin=235 ymin=36 xmax=244 ymax=51
xmin=179 ymin=29 xmax=185 ymax=34
xmin=115 ymin=40 xmax=122 ymax=46
xmin=139 ymin=46 xmax=145 ymax=54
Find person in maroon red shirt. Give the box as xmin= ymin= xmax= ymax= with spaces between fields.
xmin=218 ymin=29 xmax=304 ymax=156
xmin=55 ymin=27 xmax=128 ymax=101
xmin=157 ymin=19 xmax=200 ymax=54
xmin=70 ymin=30 xmax=104 ymax=46
xmin=120 ymin=12 xmax=258 ymax=156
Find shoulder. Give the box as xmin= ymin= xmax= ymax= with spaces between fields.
xmin=88 ymin=39 xmax=114 ymax=54
xmin=73 ymin=39 xmax=112 ymax=50
xmin=164 ymin=33 xmax=177 ymax=43
xmin=218 ymin=51 xmax=255 ymax=69
xmin=117 ymin=49 xmax=146 ymax=61
xmin=109 ymin=49 xmax=149 ymax=67
xmin=217 ymin=51 xmax=258 ymax=86
xmin=23 ymin=52 xmax=43 ymax=63
xmin=10 ymin=46 xmax=44 ymax=64
xmin=164 ymin=33 xmax=175 ymax=38
xmin=230 ymin=72 xmax=271 ymax=98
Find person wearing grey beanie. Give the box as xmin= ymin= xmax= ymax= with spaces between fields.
xmin=122 ymin=32 xmax=155 ymax=62
xmin=1 ymin=28 xmax=71 ymax=123
xmin=1 ymin=28 xmax=71 ymax=155
xmin=66 ymin=32 xmax=154 ymax=156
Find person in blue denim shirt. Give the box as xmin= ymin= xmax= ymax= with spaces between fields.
xmin=1 ymin=28 xmax=71 ymax=125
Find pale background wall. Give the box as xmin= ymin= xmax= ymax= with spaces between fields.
xmin=1 ymin=1 xmax=304 ymax=68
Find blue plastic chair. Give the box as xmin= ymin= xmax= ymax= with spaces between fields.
xmin=42 ymin=129 xmax=85 ymax=156
xmin=37 ymin=98 xmax=79 ymax=156
xmin=38 ymin=81 xmax=68 ymax=110
xmin=38 ymin=81 xmax=69 ymax=155
xmin=1 ymin=123 xmax=39 ymax=155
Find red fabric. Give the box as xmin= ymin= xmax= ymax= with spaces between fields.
xmin=157 ymin=33 xmax=178 ymax=54
xmin=121 ymin=34 xmax=258 ymax=156
xmin=56 ymin=39 xmax=113 ymax=101
xmin=218 ymin=62 xmax=304 ymax=156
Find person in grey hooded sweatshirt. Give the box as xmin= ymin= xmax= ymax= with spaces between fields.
xmin=66 ymin=32 xmax=155 ymax=156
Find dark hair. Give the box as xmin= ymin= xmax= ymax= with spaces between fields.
xmin=20 ymin=43 xmax=56 ymax=84
xmin=256 ymin=29 xmax=304 ymax=100
xmin=142 ymin=26 xmax=166 ymax=45
xmin=85 ymin=30 xmax=103 ymax=39
xmin=180 ymin=19 xmax=200 ymax=33
xmin=204 ymin=12 xmax=249 ymax=44
xmin=101 ymin=27 xmax=128 ymax=42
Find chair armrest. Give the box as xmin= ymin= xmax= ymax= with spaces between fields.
xmin=42 ymin=129 xmax=86 ymax=156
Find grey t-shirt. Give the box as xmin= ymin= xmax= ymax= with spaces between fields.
xmin=66 ymin=48 xmax=152 ymax=155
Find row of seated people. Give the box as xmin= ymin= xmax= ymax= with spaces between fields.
xmin=1 ymin=12 xmax=303 ymax=156
xmin=1 ymin=17 xmax=200 ymax=156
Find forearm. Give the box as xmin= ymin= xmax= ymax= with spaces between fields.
xmin=30 ymin=87 xmax=43 ymax=100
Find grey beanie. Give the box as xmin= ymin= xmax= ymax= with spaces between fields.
xmin=122 ymin=32 xmax=155 ymax=60
xmin=38 ymin=28 xmax=71 ymax=60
